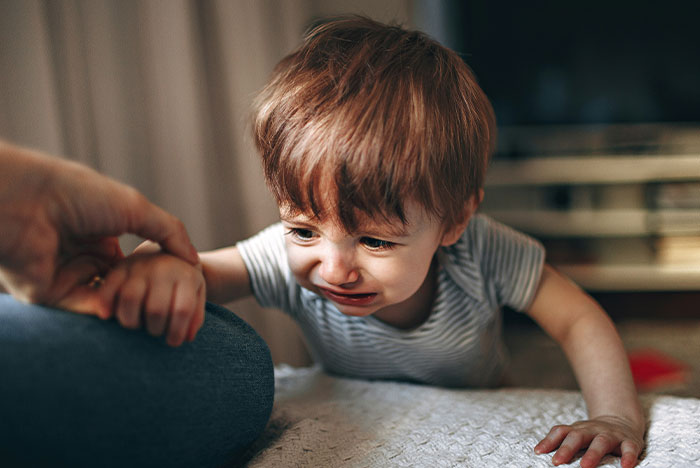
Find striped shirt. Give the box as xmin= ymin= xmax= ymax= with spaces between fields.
xmin=237 ymin=214 xmax=545 ymax=387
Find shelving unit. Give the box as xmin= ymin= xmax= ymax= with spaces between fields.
xmin=481 ymin=128 xmax=700 ymax=292
xmin=482 ymin=208 xmax=698 ymax=238
xmin=487 ymin=154 xmax=700 ymax=186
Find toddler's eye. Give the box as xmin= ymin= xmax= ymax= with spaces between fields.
xmin=360 ymin=237 xmax=395 ymax=251
xmin=287 ymin=228 xmax=315 ymax=241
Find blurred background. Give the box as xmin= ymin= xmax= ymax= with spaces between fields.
xmin=1 ymin=0 xmax=698 ymax=388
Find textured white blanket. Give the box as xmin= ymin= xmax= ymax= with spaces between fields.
xmin=242 ymin=366 xmax=700 ymax=467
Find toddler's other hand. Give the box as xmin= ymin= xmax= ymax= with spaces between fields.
xmin=534 ymin=415 xmax=645 ymax=468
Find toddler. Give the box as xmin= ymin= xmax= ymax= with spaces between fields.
xmin=72 ymin=16 xmax=644 ymax=468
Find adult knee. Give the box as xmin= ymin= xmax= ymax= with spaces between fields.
xmin=0 ymin=295 xmax=274 ymax=467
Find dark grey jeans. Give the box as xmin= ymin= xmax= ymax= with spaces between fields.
xmin=0 ymin=294 xmax=274 ymax=467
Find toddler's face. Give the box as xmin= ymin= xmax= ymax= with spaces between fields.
xmin=279 ymin=202 xmax=454 ymax=327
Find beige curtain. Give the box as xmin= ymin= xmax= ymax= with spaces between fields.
xmin=0 ymin=0 xmax=415 ymax=365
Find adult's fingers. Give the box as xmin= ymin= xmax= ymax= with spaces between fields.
xmin=53 ymin=267 xmax=118 ymax=319
xmin=56 ymin=283 xmax=110 ymax=319
xmin=51 ymin=158 xmax=198 ymax=265
xmin=122 ymin=188 xmax=199 ymax=265
xmin=44 ymin=251 xmax=115 ymax=313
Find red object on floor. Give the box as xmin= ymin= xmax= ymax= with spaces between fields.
xmin=628 ymin=348 xmax=690 ymax=391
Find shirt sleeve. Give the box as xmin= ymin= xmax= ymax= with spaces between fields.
xmin=472 ymin=215 xmax=545 ymax=311
xmin=236 ymin=223 xmax=292 ymax=311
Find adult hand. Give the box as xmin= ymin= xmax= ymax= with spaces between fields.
xmin=0 ymin=140 xmax=199 ymax=309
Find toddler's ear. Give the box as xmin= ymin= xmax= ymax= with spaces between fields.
xmin=440 ymin=190 xmax=483 ymax=246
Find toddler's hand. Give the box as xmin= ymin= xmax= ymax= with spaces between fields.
xmin=60 ymin=251 xmax=206 ymax=346
xmin=534 ymin=415 xmax=645 ymax=468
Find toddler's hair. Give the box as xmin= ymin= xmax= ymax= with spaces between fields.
xmin=253 ymin=15 xmax=495 ymax=232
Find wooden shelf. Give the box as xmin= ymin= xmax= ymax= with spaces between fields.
xmin=487 ymin=155 xmax=700 ymax=186
xmin=485 ymin=146 xmax=700 ymax=292
xmin=558 ymin=262 xmax=700 ymax=292
xmin=485 ymin=209 xmax=700 ymax=237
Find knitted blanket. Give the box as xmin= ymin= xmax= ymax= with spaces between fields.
xmin=242 ymin=366 xmax=700 ymax=467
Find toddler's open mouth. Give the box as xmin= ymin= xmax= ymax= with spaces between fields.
xmin=318 ymin=287 xmax=377 ymax=306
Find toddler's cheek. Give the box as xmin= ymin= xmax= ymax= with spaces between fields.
xmin=287 ymin=264 xmax=314 ymax=292
xmin=286 ymin=250 xmax=314 ymax=279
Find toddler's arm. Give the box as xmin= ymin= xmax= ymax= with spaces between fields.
xmin=527 ymin=265 xmax=644 ymax=468
xmin=198 ymin=246 xmax=252 ymax=304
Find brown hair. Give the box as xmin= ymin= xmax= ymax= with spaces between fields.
xmin=253 ymin=15 xmax=495 ymax=232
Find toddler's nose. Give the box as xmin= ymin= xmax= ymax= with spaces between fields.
xmin=318 ymin=248 xmax=359 ymax=286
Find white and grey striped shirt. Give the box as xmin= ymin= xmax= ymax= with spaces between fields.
xmin=238 ymin=214 xmax=545 ymax=387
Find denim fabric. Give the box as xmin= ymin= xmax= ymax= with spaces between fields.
xmin=0 ymin=294 xmax=274 ymax=468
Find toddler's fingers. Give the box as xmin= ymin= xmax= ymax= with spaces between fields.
xmin=552 ymin=430 xmax=591 ymax=466
xmin=620 ymin=440 xmax=642 ymax=468
xmin=144 ymin=281 xmax=172 ymax=337
xmin=579 ymin=434 xmax=618 ymax=468
xmin=166 ymin=282 xmax=197 ymax=347
xmin=115 ymin=277 xmax=148 ymax=329
xmin=534 ymin=425 xmax=570 ymax=455
xmin=185 ymin=283 xmax=206 ymax=342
